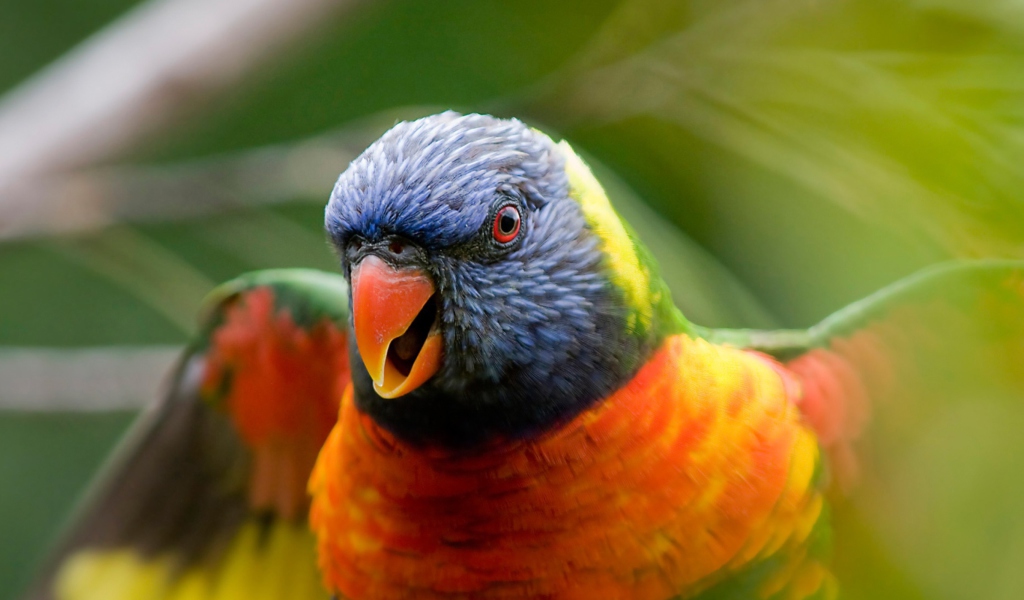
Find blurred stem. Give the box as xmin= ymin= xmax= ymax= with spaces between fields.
xmin=0 ymin=345 xmax=179 ymax=411
xmin=0 ymin=0 xmax=368 ymax=193
xmin=0 ymin=107 xmax=436 ymax=243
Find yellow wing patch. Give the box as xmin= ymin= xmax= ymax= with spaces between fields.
xmin=559 ymin=140 xmax=653 ymax=331
xmin=53 ymin=520 xmax=328 ymax=600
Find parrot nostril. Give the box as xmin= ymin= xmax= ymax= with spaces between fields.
xmin=389 ymin=240 xmax=405 ymax=255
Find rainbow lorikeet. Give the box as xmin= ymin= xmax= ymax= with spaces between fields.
xmin=24 ymin=113 xmax=1024 ymax=600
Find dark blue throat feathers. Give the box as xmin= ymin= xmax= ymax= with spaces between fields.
xmin=325 ymin=112 xmax=665 ymax=446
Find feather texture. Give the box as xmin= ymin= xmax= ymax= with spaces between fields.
xmin=311 ymin=334 xmax=833 ymax=599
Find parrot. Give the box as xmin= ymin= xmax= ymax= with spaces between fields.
xmin=22 ymin=112 xmax=1024 ymax=600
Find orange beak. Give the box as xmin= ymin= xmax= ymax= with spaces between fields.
xmin=351 ymin=255 xmax=442 ymax=398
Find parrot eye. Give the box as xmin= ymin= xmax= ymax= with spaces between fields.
xmin=492 ymin=205 xmax=521 ymax=244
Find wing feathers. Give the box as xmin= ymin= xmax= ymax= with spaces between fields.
xmin=713 ymin=260 xmax=1024 ymax=491
xmin=25 ymin=271 xmax=350 ymax=600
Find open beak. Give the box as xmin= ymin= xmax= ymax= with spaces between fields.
xmin=351 ymin=255 xmax=442 ymax=398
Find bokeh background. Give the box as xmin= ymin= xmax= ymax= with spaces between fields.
xmin=2 ymin=1 xmax=1024 ymax=598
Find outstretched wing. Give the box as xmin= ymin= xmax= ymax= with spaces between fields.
xmin=703 ymin=259 xmax=1024 ymax=490
xmin=24 ymin=269 xmax=351 ymax=600
xmin=695 ymin=259 xmax=1024 ymax=597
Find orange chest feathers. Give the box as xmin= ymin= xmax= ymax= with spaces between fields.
xmin=309 ymin=334 xmax=825 ymax=600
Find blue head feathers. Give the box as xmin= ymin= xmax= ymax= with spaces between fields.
xmin=325 ymin=112 xmax=660 ymax=446
xmin=327 ymin=112 xmax=567 ymax=249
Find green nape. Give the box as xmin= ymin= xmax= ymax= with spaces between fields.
xmin=560 ymin=141 xmax=692 ymax=342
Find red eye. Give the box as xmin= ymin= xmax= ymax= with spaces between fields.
xmin=492 ymin=205 xmax=521 ymax=243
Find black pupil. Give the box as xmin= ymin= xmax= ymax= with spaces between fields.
xmin=499 ymin=209 xmax=518 ymax=235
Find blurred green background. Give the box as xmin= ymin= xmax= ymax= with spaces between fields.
xmin=2 ymin=0 xmax=1024 ymax=599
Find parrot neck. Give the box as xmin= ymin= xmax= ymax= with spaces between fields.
xmin=311 ymin=334 xmax=825 ymax=600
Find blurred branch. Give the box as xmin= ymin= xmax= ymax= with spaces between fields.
xmin=0 ymin=108 xmax=432 ymax=242
xmin=0 ymin=346 xmax=180 ymax=411
xmin=0 ymin=0 xmax=366 ymax=207
xmin=1 ymin=137 xmax=352 ymax=241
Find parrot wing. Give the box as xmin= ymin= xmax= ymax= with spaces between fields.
xmin=24 ymin=269 xmax=351 ymax=600
xmin=689 ymin=259 xmax=1024 ymax=597
xmin=700 ymin=259 xmax=1024 ymax=593
xmin=699 ymin=259 xmax=1024 ymax=491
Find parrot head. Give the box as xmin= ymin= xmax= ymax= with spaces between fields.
xmin=325 ymin=112 xmax=679 ymax=445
